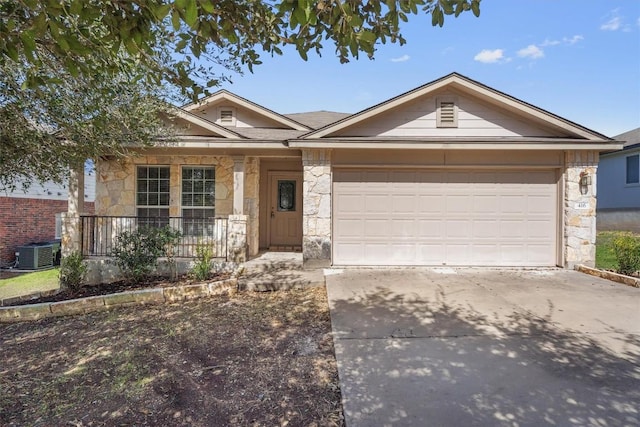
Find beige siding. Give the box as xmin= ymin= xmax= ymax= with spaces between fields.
xmin=333 ymin=149 xmax=563 ymax=167
xmin=340 ymin=91 xmax=559 ymax=138
xmin=193 ymin=101 xmax=284 ymax=128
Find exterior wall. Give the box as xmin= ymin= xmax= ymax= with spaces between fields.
xmin=564 ymin=150 xmax=599 ymax=268
xmin=597 ymin=147 xmax=640 ymax=209
xmin=0 ymin=198 xmax=94 ymax=264
xmin=597 ymin=209 xmax=640 ymax=233
xmin=340 ymin=90 xmax=558 ymax=138
xmin=333 ymin=149 xmax=563 ymax=167
xmin=302 ymin=149 xmax=332 ymax=266
xmin=2 ymin=172 xmax=96 ymax=202
xmin=95 ymin=155 xmax=233 ymax=217
xmin=193 ymin=101 xmax=283 ymax=129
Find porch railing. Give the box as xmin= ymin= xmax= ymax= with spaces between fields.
xmin=80 ymin=216 xmax=228 ymax=259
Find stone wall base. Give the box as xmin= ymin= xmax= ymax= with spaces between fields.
xmin=303 ymin=236 xmax=331 ymax=265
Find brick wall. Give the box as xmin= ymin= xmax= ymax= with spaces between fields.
xmin=0 ymin=197 xmax=95 ymax=265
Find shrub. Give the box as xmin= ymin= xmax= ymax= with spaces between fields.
xmin=110 ymin=226 xmax=181 ymax=283
xmin=612 ymin=233 xmax=640 ymax=276
xmin=59 ymin=251 xmax=87 ymax=292
xmin=191 ymin=242 xmax=214 ymax=281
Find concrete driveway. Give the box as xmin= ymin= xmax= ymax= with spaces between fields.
xmin=325 ymin=269 xmax=640 ymax=427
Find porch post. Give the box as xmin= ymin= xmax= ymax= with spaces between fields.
xmin=61 ymin=164 xmax=85 ymax=257
xmin=232 ymin=156 xmax=245 ymax=215
xmin=302 ymin=149 xmax=332 ymax=268
xmin=228 ymin=156 xmax=248 ymax=263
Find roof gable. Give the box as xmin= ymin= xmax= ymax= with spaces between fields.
xmin=183 ymin=90 xmax=310 ymax=131
xmin=303 ymin=73 xmax=610 ymax=141
xmin=162 ymin=108 xmax=244 ymax=139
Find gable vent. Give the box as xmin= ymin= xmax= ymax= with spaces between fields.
xmin=437 ymin=97 xmax=458 ymax=128
xmin=220 ymin=110 xmax=233 ymax=122
xmin=217 ymin=106 xmax=236 ymax=126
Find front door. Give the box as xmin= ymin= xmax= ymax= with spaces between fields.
xmin=268 ymin=172 xmax=303 ymax=249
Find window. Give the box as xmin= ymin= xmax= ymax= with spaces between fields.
xmin=136 ymin=166 xmax=170 ymax=226
xmin=437 ymin=97 xmax=458 ymax=128
xmin=277 ymin=180 xmax=296 ymax=211
xmin=182 ymin=166 xmax=215 ymax=235
xmin=627 ymin=154 xmax=639 ymax=184
xmin=217 ymin=106 xmax=236 ymax=126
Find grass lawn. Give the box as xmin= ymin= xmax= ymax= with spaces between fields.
xmin=0 ymin=287 xmax=342 ymax=426
xmin=0 ymin=268 xmax=60 ymax=301
xmin=596 ymin=230 xmax=640 ymax=271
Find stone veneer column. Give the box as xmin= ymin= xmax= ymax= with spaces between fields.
xmin=62 ymin=164 xmax=85 ymax=256
xmin=232 ymin=156 xmax=245 ymax=215
xmin=244 ymin=157 xmax=260 ymax=257
xmin=227 ymin=214 xmax=247 ymax=263
xmin=565 ymin=150 xmax=598 ymax=268
xmin=302 ymin=149 xmax=332 ymax=267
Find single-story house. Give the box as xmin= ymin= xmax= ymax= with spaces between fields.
xmin=597 ymin=127 xmax=640 ymax=233
xmin=62 ymin=72 xmax=622 ymax=272
xmin=1 ymin=171 xmax=94 ymax=267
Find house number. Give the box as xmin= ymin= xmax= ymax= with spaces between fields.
xmin=574 ymin=202 xmax=589 ymax=210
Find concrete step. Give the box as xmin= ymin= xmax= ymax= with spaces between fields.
xmin=242 ymin=252 xmax=304 ymax=274
xmin=238 ymin=268 xmax=325 ymax=292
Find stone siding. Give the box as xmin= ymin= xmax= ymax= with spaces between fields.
xmin=244 ymin=157 xmax=260 ymax=256
xmin=95 ymin=155 xmax=233 ymax=217
xmin=565 ymin=150 xmax=598 ymax=268
xmin=302 ymin=149 xmax=332 ymax=266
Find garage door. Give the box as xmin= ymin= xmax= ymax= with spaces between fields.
xmin=333 ymin=169 xmax=558 ymax=266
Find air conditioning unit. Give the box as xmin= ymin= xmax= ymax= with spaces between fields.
xmin=17 ymin=244 xmax=54 ymax=270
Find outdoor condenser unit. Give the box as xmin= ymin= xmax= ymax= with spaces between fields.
xmin=17 ymin=244 xmax=54 ymax=270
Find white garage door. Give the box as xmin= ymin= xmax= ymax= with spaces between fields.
xmin=333 ymin=169 xmax=558 ymax=266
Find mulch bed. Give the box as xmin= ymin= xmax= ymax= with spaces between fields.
xmin=8 ymin=273 xmax=231 ymax=306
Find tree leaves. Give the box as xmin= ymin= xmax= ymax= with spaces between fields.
xmin=0 ymin=1 xmax=481 ymax=100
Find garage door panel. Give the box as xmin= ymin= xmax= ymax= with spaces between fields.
xmin=333 ymin=169 xmax=557 ymax=266
xmin=365 ymin=195 xmax=390 ymax=212
xmin=392 ymin=195 xmax=417 ymax=213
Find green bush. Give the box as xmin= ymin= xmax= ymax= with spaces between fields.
xmin=110 ymin=226 xmax=181 ymax=283
xmin=59 ymin=251 xmax=87 ymax=292
xmin=191 ymin=242 xmax=214 ymax=281
xmin=612 ymin=233 xmax=640 ymax=276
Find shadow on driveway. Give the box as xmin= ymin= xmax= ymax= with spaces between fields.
xmin=328 ymin=272 xmax=640 ymax=426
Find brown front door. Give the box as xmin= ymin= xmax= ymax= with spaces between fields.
xmin=268 ymin=172 xmax=303 ymax=248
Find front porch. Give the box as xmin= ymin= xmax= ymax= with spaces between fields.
xmin=60 ymin=150 xmax=334 ymax=278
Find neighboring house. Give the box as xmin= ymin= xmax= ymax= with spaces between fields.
xmin=0 ymin=172 xmax=95 ymax=266
xmin=63 ymin=73 xmax=620 ymax=272
xmin=597 ymin=127 xmax=640 ymax=233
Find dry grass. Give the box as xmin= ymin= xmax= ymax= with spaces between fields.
xmin=0 ymin=287 xmax=343 ymax=426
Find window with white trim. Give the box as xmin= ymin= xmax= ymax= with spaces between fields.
xmin=182 ymin=166 xmax=215 ymax=235
xmin=436 ymin=97 xmax=458 ymax=128
xmin=626 ymin=154 xmax=639 ymax=184
xmin=217 ymin=106 xmax=236 ymax=126
xmin=136 ymin=166 xmax=170 ymax=226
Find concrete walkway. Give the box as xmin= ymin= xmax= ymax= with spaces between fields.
xmin=326 ymin=268 xmax=640 ymax=427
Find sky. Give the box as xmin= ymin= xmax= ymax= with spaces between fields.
xmin=216 ymin=0 xmax=640 ymax=138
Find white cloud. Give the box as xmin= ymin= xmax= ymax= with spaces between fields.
xmin=390 ymin=54 xmax=410 ymax=63
xmin=601 ymin=16 xmax=622 ymax=31
xmin=517 ymin=44 xmax=544 ymax=59
xmin=474 ymin=49 xmax=505 ymax=64
xmin=541 ymin=35 xmax=584 ymax=47
xmin=563 ymin=35 xmax=584 ymax=45
xmin=541 ymin=39 xmax=561 ymax=47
